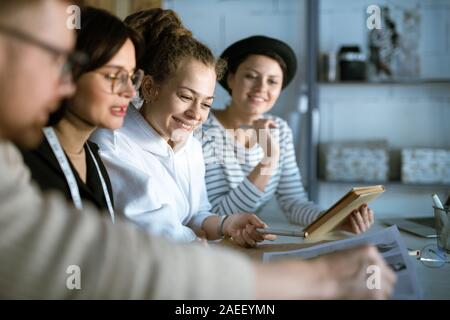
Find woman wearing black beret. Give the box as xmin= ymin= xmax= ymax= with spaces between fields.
xmin=198 ymin=35 xmax=374 ymax=234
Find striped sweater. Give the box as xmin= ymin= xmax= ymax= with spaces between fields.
xmin=195 ymin=113 xmax=323 ymax=226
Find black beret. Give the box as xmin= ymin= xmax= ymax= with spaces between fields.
xmin=219 ymin=35 xmax=297 ymax=94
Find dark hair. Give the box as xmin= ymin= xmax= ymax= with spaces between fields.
xmin=227 ymin=50 xmax=288 ymax=85
xmin=72 ymin=6 xmax=143 ymax=79
xmin=48 ymin=6 xmax=143 ymax=126
xmin=124 ymin=8 xmax=225 ymax=84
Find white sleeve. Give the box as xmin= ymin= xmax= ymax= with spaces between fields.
xmin=187 ymin=161 xmax=215 ymax=231
xmin=98 ymin=148 xmax=197 ymax=242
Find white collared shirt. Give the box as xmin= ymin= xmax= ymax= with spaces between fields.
xmin=90 ymin=105 xmax=214 ymax=242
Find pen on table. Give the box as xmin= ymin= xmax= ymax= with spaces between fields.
xmin=256 ymin=227 xmax=308 ymax=238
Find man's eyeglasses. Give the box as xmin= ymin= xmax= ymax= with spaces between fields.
xmin=95 ymin=67 xmax=144 ymax=94
xmin=0 ymin=24 xmax=88 ymax=80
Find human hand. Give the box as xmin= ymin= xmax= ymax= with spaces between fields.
xmin=339 ymin=204 xmax=374 ymax=234
xmin=253 ymin=245 xmax=396 ymax=300
xmin=315 ymin=245 xmax=396 ymax=299
xmin=223 ymin=213 xmax=277 ymax=248
xmin=194 ymin=229 xmax=208 ymax=247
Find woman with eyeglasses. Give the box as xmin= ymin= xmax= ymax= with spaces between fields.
xmin=21 ymin=6 xmax=143 ymax=221
xmin=91 ymin=9 xmax=275 ymax=246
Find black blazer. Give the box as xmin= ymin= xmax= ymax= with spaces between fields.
xmin=21 ymin=138 xmax=114 ymax=212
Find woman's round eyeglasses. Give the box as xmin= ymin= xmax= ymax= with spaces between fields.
xmin=95 ymin=67 xmax=144 ymax=94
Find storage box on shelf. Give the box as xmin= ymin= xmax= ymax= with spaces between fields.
xmin=324 ymin=140 xmax=389 ymax=182
xmin=402 ymin=148 xmax=450 ymax=185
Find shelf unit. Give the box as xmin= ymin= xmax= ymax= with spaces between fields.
xmin=304 ymin=0 xmax=450 ymax=215
xmin=319 ymin=79 xmax=450 ymax=85
xmin=319 ymin=180 xmax=450 ymax=189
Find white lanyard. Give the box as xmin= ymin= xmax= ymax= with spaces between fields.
xmin=43 ymin=127 xmax=115 ymax=223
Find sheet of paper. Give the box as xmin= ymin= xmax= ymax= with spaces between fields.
xmin=263 ymin=226 xmax=421 ymax=299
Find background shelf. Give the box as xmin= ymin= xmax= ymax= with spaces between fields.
xmin=319 ymin=179 xmax=450 ymax=189
xmin=318 ymin=80 xmax=450 ymax=85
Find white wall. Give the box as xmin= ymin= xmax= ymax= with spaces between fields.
xmin=319 ymin=84 xmax=450 ymax=150
xmin=164 ymin=0 xmax=308 ymax=118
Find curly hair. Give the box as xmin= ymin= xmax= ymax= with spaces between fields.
xmin=125 ymin=8 xmax=225 ymax=84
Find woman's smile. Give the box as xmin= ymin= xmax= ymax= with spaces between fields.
xmin=172 ymin=116 xmax=196 ymax=131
